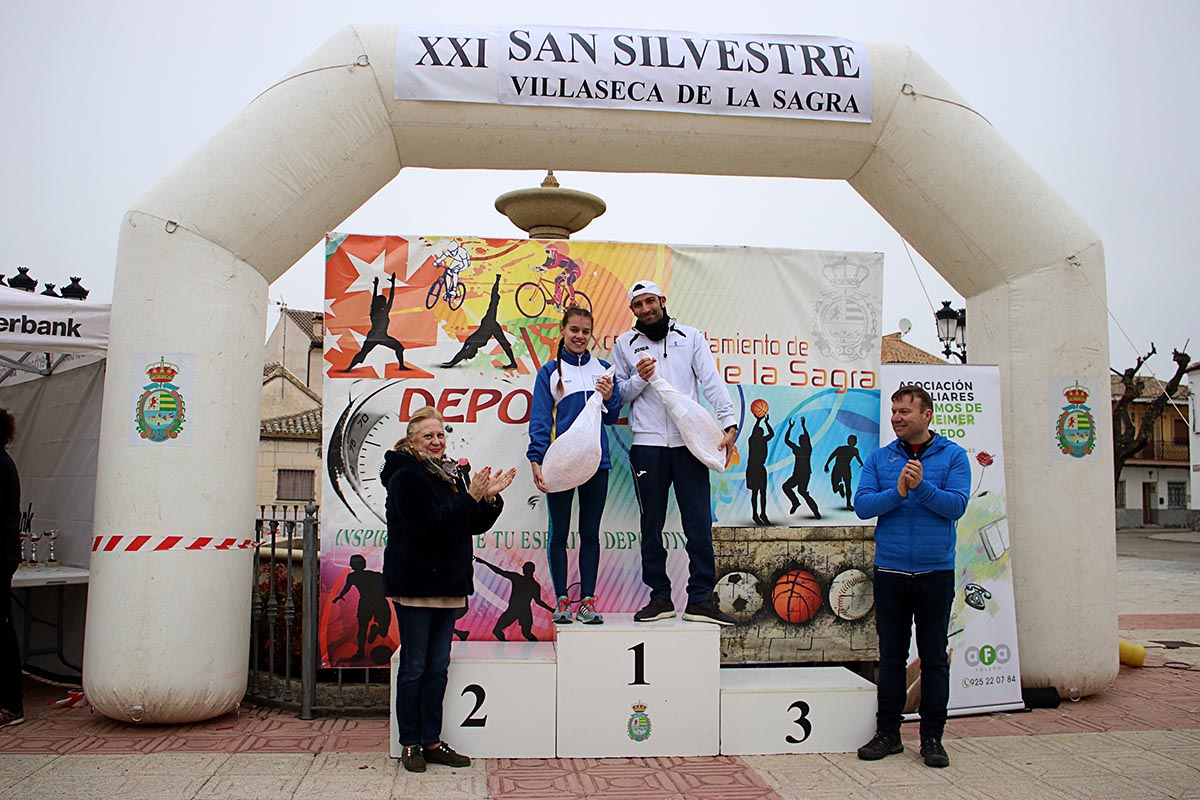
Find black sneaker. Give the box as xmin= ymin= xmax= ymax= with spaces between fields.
xmin=681 ymin=599 xmax=736 ymax=627
xmin=857 ymin=730 xmax=903 ymax=760
xmin=920 ymin=736 xmax=949 ymax=768
xmin=424 ymin=741 xmax=471 ymax=768
xmin=401 ymin=744 xmax=426 ymax=772
xmin=633 ymin=597 xmax=675 ymax=622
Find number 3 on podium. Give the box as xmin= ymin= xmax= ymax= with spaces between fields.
xmin=786 ymin=700 xmax=812 ymax=744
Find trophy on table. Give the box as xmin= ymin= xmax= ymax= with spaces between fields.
xmin=44 ymin=529 xmax=60 ymax=567
xmin=27 ymin=530 xmax=43 ymax=567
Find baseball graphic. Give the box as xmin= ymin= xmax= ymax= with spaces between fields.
xmin=829 ymin=568 xmax=874 ymax=621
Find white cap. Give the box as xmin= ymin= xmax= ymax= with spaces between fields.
xmin=628 ymin=279 xmax=664 ymax=304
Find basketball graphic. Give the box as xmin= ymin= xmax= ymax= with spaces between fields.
xmin=715 ymin=571 xmax=764 ymax=624
xmin=772 ymin=569 xmax=822 ymax=624
xmin=750 ymin=399 xmax=770 ymax=419
xmin=828 ymin=568 xmax=874 ymax=621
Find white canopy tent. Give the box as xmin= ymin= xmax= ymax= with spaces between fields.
xmin=0 ymin=286 xmax=109 ymax=376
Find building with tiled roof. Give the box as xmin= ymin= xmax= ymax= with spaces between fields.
xmin=880 ymin=332 xmax=946 ymax=364
xmin=260 ymin=310 xmax=324 ymax=509
xmin=1110 ymin=372 xmax=1192 ymax=527
xmin=264 ymin=308 xmax=324 ymax=392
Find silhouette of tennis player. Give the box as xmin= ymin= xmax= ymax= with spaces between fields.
xmin=346 ymin=273 xmax=406 ymax=371
xmin=824 ymin=434 xmax=864 ymax=511
xmin=746 ymin=413 xmax=774 ymax=525
xmin=442 ymin=274 xmax=518 ymax=370
xmin=474 ymin=556 xmax=553 ymax=641
xmin=782 ymin=417 xmax=821 ymax=520
xmin=332 ymin=553 xmax=392 ymax=660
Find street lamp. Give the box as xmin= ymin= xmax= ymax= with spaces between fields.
xmin=935 ymin=300 xmax=967 ymax=363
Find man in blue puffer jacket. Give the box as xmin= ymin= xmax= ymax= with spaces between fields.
xmin=854 ymin=385 xmax=970 ymax=769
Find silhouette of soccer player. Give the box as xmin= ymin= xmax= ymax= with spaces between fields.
xmin=346 ymin=273 xmax=407 ymax=371
xmin=442 ymin=274 xmax=518 ymax=370
xmin=824 ymin=434 xmax=864 ymax=511
xmin=332 ymin=553 xmax=392 ymax=660
xmin=474 ymin=556 xmax=553 ymax=641
xmin=782 ymin=417 xmax=821 ymax=520
xmin=746 ymin=413 xmax=774 ymax=525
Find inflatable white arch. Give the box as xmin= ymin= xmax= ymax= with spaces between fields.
xmin=85 ymin=25 xmax=1116 ymax=722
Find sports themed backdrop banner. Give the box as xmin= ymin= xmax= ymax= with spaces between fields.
xmin=320 ymin=234 xmax=882 ymax=667
xmin=881 ymin=364 xmax=1024 ymax=716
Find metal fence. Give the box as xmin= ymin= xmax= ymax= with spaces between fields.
xmin=245 ymin=504 xmax=390 ymax=717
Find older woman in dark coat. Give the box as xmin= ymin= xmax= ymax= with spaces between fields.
xmin=381 ymin=406 xmax=514 ymax=772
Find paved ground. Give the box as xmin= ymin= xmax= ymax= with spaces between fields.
xmin=1 ymin=528 xmax=1197 ymax=799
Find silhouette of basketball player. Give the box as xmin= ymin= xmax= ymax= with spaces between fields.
xmin=474 ymin=556 xmax=553 ymax=641
xmin=746 ymin=413 xmax=774 ymax=525
xmin=782 ymin=417 xmax=821 ymax=520
xmin=824 ymin=435 xmax=864 ymax=511
xmin=442 ymin=274 xmax=518 ymax=369
xmin=346 ymin=273 xmax=406 ymax=371
xmin=332 ymin=553 xmax=392 ymax=660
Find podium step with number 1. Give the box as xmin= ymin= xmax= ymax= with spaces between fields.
xmin=555 ymin=613 xmax=721 ymax=757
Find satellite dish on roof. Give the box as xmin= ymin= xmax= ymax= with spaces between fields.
xmin=898 ymin=318 xmax=912 ymax=336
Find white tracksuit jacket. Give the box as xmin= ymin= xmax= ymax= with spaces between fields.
xmin=611 ymin=319 xmax=737 ymax=448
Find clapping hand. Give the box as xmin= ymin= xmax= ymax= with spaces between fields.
xmin=467 ymin=467 xmax=492 ymax=501
xmin=484 ymin=468 xmax=516 ymax=501
xmin=897 ymin=459 xmax=922 ymax=498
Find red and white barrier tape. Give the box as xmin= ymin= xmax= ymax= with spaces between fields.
xmin=92 ymin=535 xmax=257 ymax=553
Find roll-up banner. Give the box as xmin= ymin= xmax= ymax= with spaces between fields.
xmin=881 ymin=364 xmax=1024 ymax=717
xmin=320 ymin=234 xmax=883 ymax=667
xmin=395 ymin=25 xmax=872 ymax=123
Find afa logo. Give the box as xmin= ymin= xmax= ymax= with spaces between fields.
xmin=135 ymin=357 xmax=186 ymax=442
xmin=627 ymin=702 xmax=652 ymax=742
xmin=1055 ymin=381 xmax=1096 ymax=458
xmin=965 ymin=643 xmax=1012 ymax=667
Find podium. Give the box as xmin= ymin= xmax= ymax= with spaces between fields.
xmin=388 ymin=618 xmax=877 ymax=759
xmin=390 ymin=641 xmax=557 ymax=758
xmin=718 ymin=666 xmax=877 ymax=755
xmin=555 ymin=614 xmax=720 ymax=757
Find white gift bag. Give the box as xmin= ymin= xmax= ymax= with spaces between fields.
xmin=539 ymin=367 xmax=614 ymax=493
xmin=649 ymin=374 xmax=727 ymax=472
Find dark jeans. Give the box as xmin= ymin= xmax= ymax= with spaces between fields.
xmin=630 ymin=445 xmax=715 ymax=605
xmin=1 ymin=559 xmax=21 ymax=714
xmin=873 ymin=568 xmax=954 ymax=739
xmin=546 ymin=469 xmax=609 ymax=599
xmin=394 ymin=602 xmax=456 ymax=746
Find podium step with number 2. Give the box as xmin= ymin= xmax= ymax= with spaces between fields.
xmin=389 ymin=641 xmax=557 ymax=759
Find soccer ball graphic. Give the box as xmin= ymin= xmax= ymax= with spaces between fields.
xmin=715 ymin=571 xmax=764 ymax=624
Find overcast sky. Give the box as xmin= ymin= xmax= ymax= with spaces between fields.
xmin=2 ymin=1 xmax=1195 ymax=376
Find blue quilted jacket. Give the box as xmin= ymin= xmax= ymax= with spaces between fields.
xmin=853 ymin=434 xmax=971 ymax=572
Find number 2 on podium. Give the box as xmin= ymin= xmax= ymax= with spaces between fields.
xmin=460 ymin=684 xmax=487 ymax=727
